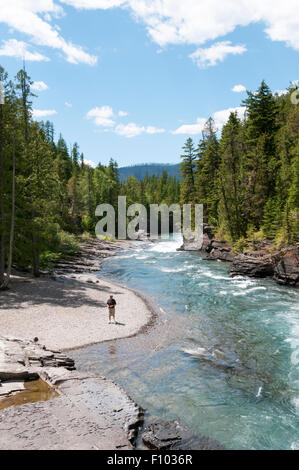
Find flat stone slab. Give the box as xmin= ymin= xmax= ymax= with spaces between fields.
xmin=0 ymin=337 xmax=144 ymax=450
xmin=0 ymin=373 xmax=143 ymax=450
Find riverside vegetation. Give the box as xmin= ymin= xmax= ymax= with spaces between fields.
xmin=0 ymin=65 xmax=298 ymax=289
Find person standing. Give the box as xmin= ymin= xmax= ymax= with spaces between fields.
xmin=107 ymin=295 xmax=116 ymax=324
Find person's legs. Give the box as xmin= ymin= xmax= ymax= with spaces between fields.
xmin=109 ymin=307 xmax=116 ymax=324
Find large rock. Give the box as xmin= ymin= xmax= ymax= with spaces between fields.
xmin=230 ymin=254 xmax=275 ymax=278
xmin=0 ymin=337 xmax=144 ymax=450
xmin=273 ymin=247 xmax=299 ymax=287
xmin=0 ymin=336 xmax=75 ymax=382
xmin=0 ymin=372 xmax=144 ymax=450
xmin=142 ymin=419 xmax=225 ymax=450
xmin=206 ymin=240 xmax=234 ymax=262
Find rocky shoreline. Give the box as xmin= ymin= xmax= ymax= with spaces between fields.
xmin=179 ymin=225 xmax=299 ymax=287
xmin=0 ymin=238 xmax=147 ymax=449
xmin=0 ymin=336 xmax=144 ymax=449
xmin=0 ymin=237 xmax=227 ymax=450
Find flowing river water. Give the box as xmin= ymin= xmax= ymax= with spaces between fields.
xmin=71 ymin=236 xmax=299 ymax=450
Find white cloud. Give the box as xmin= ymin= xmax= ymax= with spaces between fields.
xmin=190 ymin=41 xmax=247 ymax=68
xmin=232 ymin=84 xmax=246 ymax=93
xmin=84 ymin=159 xmax=97 ymax=168
xmin=0 ymin=39 xmax=50 ymax=62
xmin=32 ymin=81 xmax=49 ymax=91
xmin=172 ymin=107 xmax=246 ymax=135
xmin=146 ymin=126 xmax=165 ymax=134
xmin=86 ymin=106 xmax=115 ymax=127
xmin=115 ymin=122 xmax=145 ymax=138
xmin=65 ymin=101 xmax=72 ymax=107
xmin=114 ymin=122 xmax=165 ymax=138
xmin=62 ymin=0 xmax=299 ymax=61
xmin=0 ymin=1 xmax=97 ymax=65
xmin=213 ymin=106 xmax=246 ymax=128
xmin=172 ymin=118 xmax=207 ymax=135
xmin=61 ymin=0 xmax=126 ymax=9
xmin=32 ymin=109 xmax=57 ymax=118
xmin=2 ymin=1 xmax=297 ymax=69
xmin=86 ymin=105 xmax=164 ymax=137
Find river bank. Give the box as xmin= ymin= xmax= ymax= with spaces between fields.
xmin=0 ymin=238 xmax=152 ymax=449
xmin=0 ymin=239 xmax=153 ymax=350
xmin=73 ymin=236 xmax=298 ymax=450
xmin=180 ymin=225 xmax=299 ymax=287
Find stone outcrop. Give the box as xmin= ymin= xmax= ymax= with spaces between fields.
xmin=51 ymin=238 xmax=133 ymax=276
xmin=0 ymin=368 xmax=144 ymax=450
xmin=142 ymin=419 xmax=225 ymax=450
xmin=179 ymin=224 xmax=299 ymax=287
xmin=229 ymin=253 xmax=275 ymax=278
xmin=206 ymin=240 xmax=235 ymax=262
xmin=273 ymin=247 xmax=299 ymax=287
xmin=0 ymin=336 xmax=75 ymax=382
xmin=0 ymin=336 xmax=144 ymax=450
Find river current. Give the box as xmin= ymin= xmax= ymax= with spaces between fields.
xmin=72 ymin=236 xmax=299 ymax=450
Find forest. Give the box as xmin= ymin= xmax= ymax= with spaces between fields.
xmin=0 ymin=65 xmax=298 ymax=287
xmin=180 ymin=80 xmax=299 ymax=249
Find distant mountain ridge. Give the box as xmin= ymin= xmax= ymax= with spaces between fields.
xmin=118 ymin=163 xmax=180 ymax=181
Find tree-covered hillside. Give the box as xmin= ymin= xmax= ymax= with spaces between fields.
xmin=118 ymin=163 xmax=180 ymax=181
xmin=180 ymin=81 xmax=299 ymax=247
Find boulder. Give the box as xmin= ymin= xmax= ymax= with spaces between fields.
xmin=0 ymin=336 xmax=75 ymax=382
xmin=142 ymin=419 xmax=225 ymax=450
xmin=206 ymin=240 xmax=234 ymax=262
xmin=273 ymin=247 xmax=299 ymax=287
xmin=230 ymin=254 xmax=275 ymax=278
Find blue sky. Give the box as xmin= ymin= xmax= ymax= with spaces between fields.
xmin=0 ymin=1 xmax=298 ymax=167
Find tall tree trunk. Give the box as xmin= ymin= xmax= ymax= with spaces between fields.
xmin=0 ymin=103 xmax=6 ymax=286
xmin=1 ymin=131 xmax=15 ymax=288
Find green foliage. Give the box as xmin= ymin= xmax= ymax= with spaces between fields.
xmin=0 ymin=69 xmax=298 ymax=282
xmin=232 ymin=237 xmax=249 ymax=254
xmin=179 ymin=80 xmax=299 ymax=247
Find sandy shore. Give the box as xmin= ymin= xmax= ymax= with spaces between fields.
xmin=0 ymin=272 xmax=153 ymax=351
xmin=0 ymin=239 xmax=154 ymax=450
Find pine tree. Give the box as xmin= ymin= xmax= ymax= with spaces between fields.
xmin=195 ymin=118 xmax=220 ymax=223
xmin=218 ymin=112 xmax=245 ymax=240
xmin=180 ymin=138 xmax=196 ymax=205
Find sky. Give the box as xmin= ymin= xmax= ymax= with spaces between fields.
xmin=0 ymin=0 xmax=298 ymax=167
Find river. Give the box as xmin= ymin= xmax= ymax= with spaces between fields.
xmin=71 ymin=236 xmax=299 ymax=450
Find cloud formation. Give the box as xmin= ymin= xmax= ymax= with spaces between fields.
xmin=189 ymin=41 xmax=247 ymax=68
xmin=0 ymin=1 xmax=97 ymax=65
xmin=86 ymin=105 xmax=165 ymax=137
xmin=0 ymin=39 xmax=50 ymax=62
xmin=86 ymin=106 xmax=115 ymax=127
xmin=32 ymin=109 xmax=57 ymax=118
xmin=1 ymin=1 xmax=298 ymax=68
xmin=32 ymin=81 xmax=49 ymax=91
xmin=232 ymin=84 xmax=246 ymax=93
xmin=115 ymin=123 xmax=165 ymax=138
xmin=62 ymin=0 xmax=299 ymax=52
xmin=172 ymin=106 xmax=246 ymax=135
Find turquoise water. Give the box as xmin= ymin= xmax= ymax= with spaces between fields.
xmin=72 ymin=236 xmax=299 ymax=450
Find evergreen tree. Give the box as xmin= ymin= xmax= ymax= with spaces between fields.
xmin=180 ymin=138 xmax=196 ymax=205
